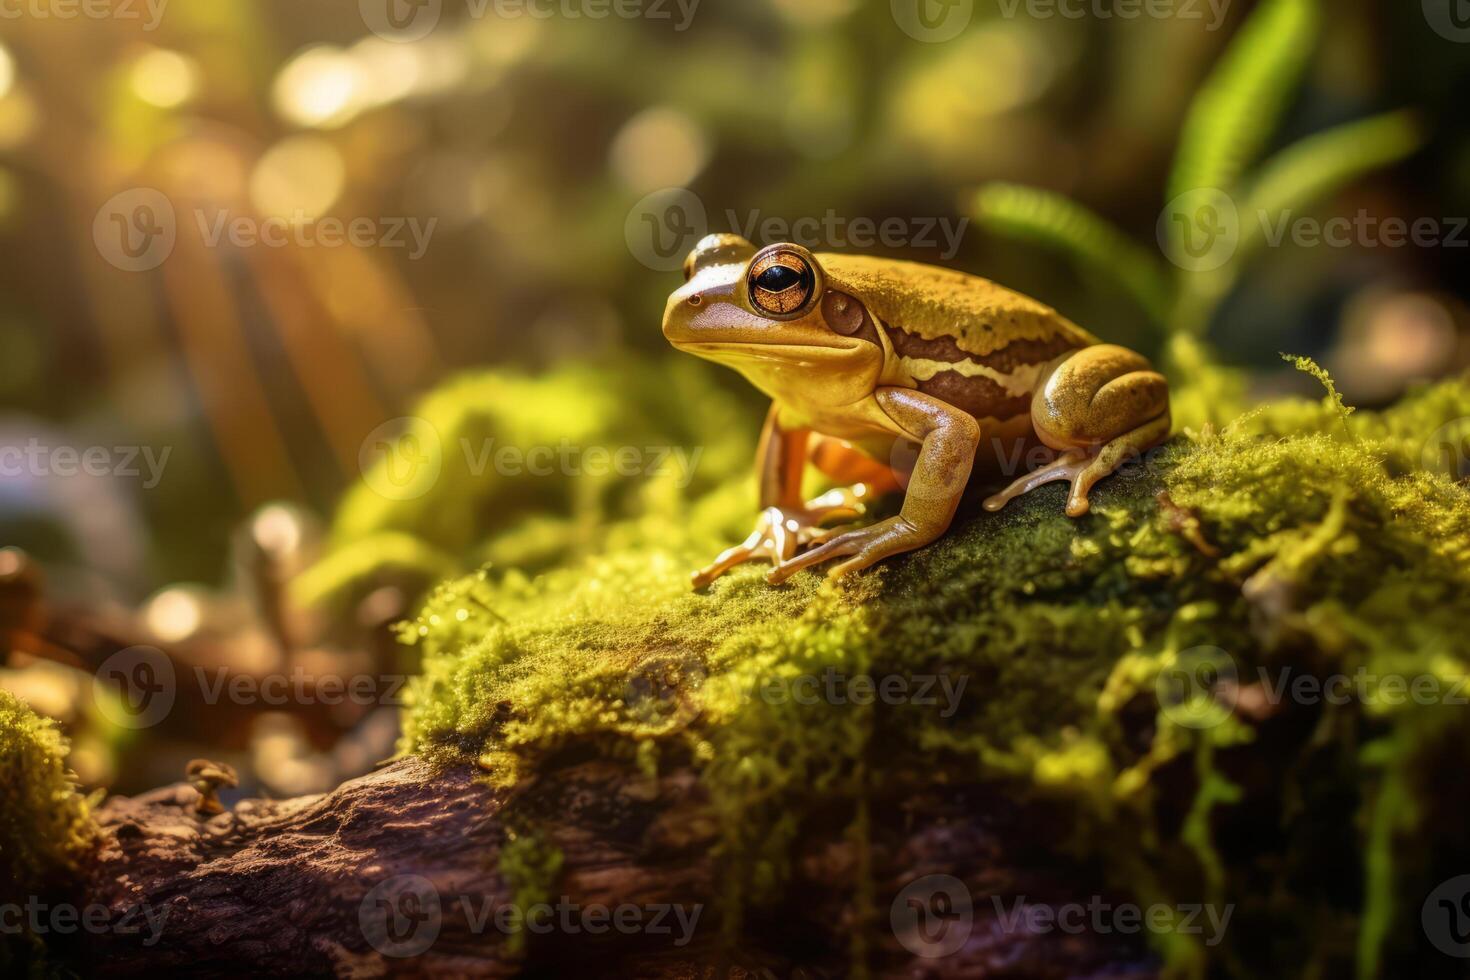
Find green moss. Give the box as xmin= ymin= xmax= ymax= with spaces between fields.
xmin=372 ymin=358 xmax=1470 ymax=976
xmin=498 ymin=830 xmax=564 ymax=953
xmin=0 ymin=690 xmax=98 ymax=972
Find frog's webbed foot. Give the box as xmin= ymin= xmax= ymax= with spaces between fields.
xmin=690 ymin=487 xmax=871 ymax=589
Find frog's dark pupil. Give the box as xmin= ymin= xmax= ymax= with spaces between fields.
xmin=758 ymin=266 xmax=802 ymax=292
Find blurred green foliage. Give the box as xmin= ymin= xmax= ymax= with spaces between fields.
xmin=294 ymin=356 xmax=755 ymax=610
xmin=972 ymin=0 xmax=1426 ymax=413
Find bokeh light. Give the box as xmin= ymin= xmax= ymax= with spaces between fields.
xmin=249 ymin=135 xmax=346 ymax=220
xmin=129 ymin=49 xmax=200 ymax=109
xmin=272 ymin=46 xmax=364 ymax=129
xmin=610 ymin=107 xmax=710 ymax=194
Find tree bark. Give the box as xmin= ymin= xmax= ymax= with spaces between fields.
xmin=79 ymin=756 xmax=1158 ymax=978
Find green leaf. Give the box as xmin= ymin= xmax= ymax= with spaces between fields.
xmin=1167 ymin=0 xmax=1320 ymax=203
xmin=970 ymin=182 xmax=1172 ymax=327
xmin=1238 ymin=110 xmax=1424 ymax=260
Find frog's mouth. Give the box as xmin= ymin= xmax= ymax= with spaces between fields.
xmin=679 ymin=341 xmax=867 ymax=369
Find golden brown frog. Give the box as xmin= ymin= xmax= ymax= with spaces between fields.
xmin=663 ymin=234 xmax=1171 ymax=587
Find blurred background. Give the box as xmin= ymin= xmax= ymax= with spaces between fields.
xmin=1 ymin=0 xmax=1467 ymax=797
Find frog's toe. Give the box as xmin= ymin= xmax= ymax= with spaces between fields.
xmin=692 ymin=508 xmax=809 ymax=588
xmin=691 ymin=533 xmax=767 ymax=589
xmin=768 ymin=518 xmax=926 ymax=583
xmin=983 ymin=450 xmax=1090 ymax=513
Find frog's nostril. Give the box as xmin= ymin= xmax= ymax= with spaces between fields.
xmin=687 ymin=295 xmax=703 ymax=307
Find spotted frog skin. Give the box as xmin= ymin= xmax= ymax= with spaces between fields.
xmin=663 ymin=234 xmax=1171 ymax=587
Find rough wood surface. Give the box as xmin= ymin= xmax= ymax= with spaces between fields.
xmin=79 ymin=756 xmax=1158 ymax=978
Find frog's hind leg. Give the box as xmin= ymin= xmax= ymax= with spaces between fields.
xmin=983 ymin=345 xmax=1169 ymax=518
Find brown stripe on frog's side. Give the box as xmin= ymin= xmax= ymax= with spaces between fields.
xmin=911 ymin=369 xmax=1033 ymax=425
xmin=876 ymin=320 xmax=1083 ymax=422
xmin=884 ymin=324 xmax=1085 ymax=374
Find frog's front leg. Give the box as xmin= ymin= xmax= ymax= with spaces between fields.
xmin=767 ymin=389 xmax=979 ymax=583
xmin=983 ymin=344 xmax=1170 ymax=517
xmin=691 ymin=408 xmax=897 ymax=588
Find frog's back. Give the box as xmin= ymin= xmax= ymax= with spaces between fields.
xmin=817 ymin=253 xmax=1097 ymax=357
xmin=819 ymin=254 xmax=1096 ymax=433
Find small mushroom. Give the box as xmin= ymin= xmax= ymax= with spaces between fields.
xmin=186 ymin=759 xmax=239 ymax=816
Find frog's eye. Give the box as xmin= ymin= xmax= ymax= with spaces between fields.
xmin=749 ymin=249 xmax=816 ymax=317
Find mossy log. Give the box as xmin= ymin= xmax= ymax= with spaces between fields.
xmin=77 ymin=756 xmax=1153 ymax=977
xmin=9 ymin=369 xmax=1470 ymax=977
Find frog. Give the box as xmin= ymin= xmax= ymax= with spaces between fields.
xmin=663 ymin=233 xmax=1171 ymax=588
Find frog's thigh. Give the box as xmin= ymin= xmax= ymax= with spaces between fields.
xmin=986 ymin=345 xmax=1170 ymax=517
xmin=1031 ymin=344 xmax=1169 ymax=450
xmin=809 ymin=435 xmax=905 ymax=495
